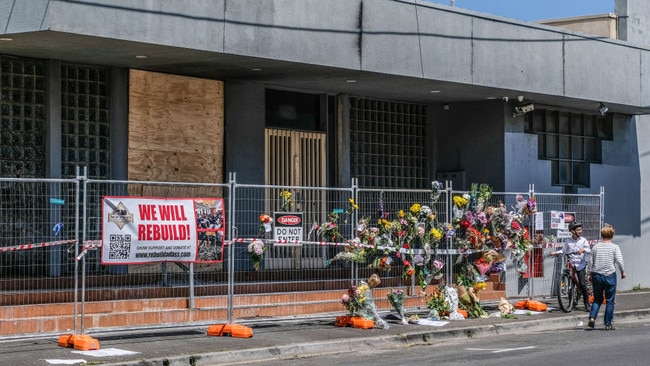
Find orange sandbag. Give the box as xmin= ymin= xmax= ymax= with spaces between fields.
xmin=514 ymin=300 xmax=529 ymax=310
xmin=527 ymin=300 xmax=547 ymax=312
xmin=350 ymin=316 xmax=374 ymax=329
xmin=335 ymin=316 xmax=352 ymax=327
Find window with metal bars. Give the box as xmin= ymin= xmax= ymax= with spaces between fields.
xmin=61 ymin=64 xmax=110 ymax=179
xmin=350 ymin=97 xmax=428 ymax=189
xmin=0 ymin=57 xmax=47 ymax=178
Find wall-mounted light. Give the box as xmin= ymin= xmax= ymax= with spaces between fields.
xmin=513 ymin=103 xmax=534 ymax=117
xmin=599 ymin=103 xmax=608 ymax=116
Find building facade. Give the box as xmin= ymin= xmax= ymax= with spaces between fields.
xmin=1 ymin=0 xmax=649 ymax=289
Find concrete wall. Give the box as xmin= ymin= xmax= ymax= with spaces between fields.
xmin=540 ymin=14 xmax=617 ymax=39
xmin=603 ymin=0 xmax=650 ymax=290
xmin=3 ymin=0 xmax=649 ymax=110
xmin=224 ymin=81 xmax=266 ymax=184
xmin=503 ymin=113 xmax=560 ymax=194
xmin=431 ymin=101 xmax=506 ymax=191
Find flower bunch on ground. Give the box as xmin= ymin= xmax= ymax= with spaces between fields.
xmin=387 ymin=288 xmax=407 ymax=324
xmin=340 ymin=283 xmax=369 ymax=317
xmin=426 ymin=285 xmax=450 ymax=319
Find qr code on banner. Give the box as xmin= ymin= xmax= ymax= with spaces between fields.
xmin=109 ymin=234 xmax=131 ymax=259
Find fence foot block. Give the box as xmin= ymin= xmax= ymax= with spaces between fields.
xmin=58 ymin=334 xmax=100 ymax=350
xmin=207 ymin=323 xmax=253 ymax=338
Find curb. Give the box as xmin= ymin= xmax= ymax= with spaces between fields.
xmin=100 ymin=308 xmax=650 ymax=366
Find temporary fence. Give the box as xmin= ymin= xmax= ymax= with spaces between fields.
xmin=0 ymin=172 xmax=603 ymax=335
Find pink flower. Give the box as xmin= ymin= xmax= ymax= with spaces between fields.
xmin=433 ymin=259 xmax=444 ymax=270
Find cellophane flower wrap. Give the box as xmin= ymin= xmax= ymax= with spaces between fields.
xmin=387 ymin=288 xmax=408 ymax=325
xmin=341 ymin=281 xmax=389 ymax=329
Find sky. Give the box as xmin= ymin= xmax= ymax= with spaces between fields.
xmin=426 ymin=0 xmax=615 ymax=22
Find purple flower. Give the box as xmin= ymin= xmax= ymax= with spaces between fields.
xmin=477 ymin=212 xmax=488 ymax=225
xmin=413 ymin=254 xmax=425 ymax=267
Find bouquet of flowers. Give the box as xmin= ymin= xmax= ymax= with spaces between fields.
xmin=279 ymin=190 xmax=293 ymax=212
xmin=317 ymin=212 xmax=345 ymax=242
xmin=344 ymin=198 xmax=359 ymax=224
xmin=340 ymin=283 xmax=369 ymax=317
xmin=387 ymin=288 xmax=408 ymax=324
xmin=247 ymin=239 xmax=266 ymax=271
xmin=341 ymin=280 xmax=388 ymax=328
xmin=259 ymin=214 xmax=273 ymax=237
xmin=426 ymin=285 xmax=450 ymax=319
xmin=324 ymin=238 xmax=366 ymax=266
xmin=431 ymin=181 xmax=444 ymax=203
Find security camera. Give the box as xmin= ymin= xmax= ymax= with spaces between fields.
xmin=513 ymin=104 xmax=534 ymax=115
xmin=502 ymin=97 xmax=509 ymax=103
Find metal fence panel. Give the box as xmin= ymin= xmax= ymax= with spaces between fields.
xmin=0 ymin=174 xmax=603 ymax=334
xmin=0 ymin=177 xmax=79 ymax=305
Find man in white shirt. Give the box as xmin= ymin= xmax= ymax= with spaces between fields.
xmin=551 ymin=221 xmax=592 ymax=312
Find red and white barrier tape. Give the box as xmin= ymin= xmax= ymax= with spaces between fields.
xmin=1 ymin=239 xmax=104 ymax=253
xmin=0 ymin=239 xmax=77 ymax=253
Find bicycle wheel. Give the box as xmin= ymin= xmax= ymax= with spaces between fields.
xmin=557 ymin=271 xmax=575 ymax=313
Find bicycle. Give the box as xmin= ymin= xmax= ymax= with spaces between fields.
xmin=556 ymin=254 xmax=592 ymax=313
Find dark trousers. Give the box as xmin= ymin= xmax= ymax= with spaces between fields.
xmin=576 ymin=267 xmax=590 ymax=307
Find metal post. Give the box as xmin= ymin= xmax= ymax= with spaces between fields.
xmin=528 ymin=183 xmax=534 ymax=300
xmin=227 ymin=172 xmax=236 ymax=324
xmin=189 ymin=262 xmax=195 ymax=309
xmin=445 ymin=180 xmax=454 ymax=286
xmin=73 ymin=166 xmax=80 ymax=333
xmin=600 ymin=186 xmax=605 ymax=229
xmin=80 ymin=166 xmax=88 ymax=333
xmin=351 ymin=178 xmax=358 ymax=285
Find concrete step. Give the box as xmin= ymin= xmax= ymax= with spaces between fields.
xmin=0 ymin=283 xmax=506 ymax=337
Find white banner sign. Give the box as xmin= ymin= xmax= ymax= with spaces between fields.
xmin=102 ymin=197 xmax=198 ymax=264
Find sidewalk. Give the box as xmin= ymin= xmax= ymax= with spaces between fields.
xmin=4 ymin=292 xmax=650 ymax=366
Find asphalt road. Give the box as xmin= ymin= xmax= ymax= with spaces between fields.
xmin=2 ymin=291 xmax=650 ymax=366
xmin=245 ymin=321 xmax=650 ymax=366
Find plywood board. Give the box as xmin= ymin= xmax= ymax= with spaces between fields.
xmin=128 ymin=70 xmax=224 ymax=183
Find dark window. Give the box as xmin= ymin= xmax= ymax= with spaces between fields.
xmin=525 ymin=109 xmax=612 ymax=191
xmin=265 ymin=89 xmax=321 ymax=131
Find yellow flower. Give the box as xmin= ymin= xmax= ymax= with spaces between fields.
xmin=453 ymin=196 xmax=468 ymax=208
xmin=357 ymin=284 xmax=369 ymax=295
xmin=473 ymin=282 xmax=487 ymax=292
xmin=410 ymin=203 xmax=421 ymax=214
xmin=399 ymin=210 xmax=405 ymax=218
xmin=430 ymin=228 xmax=443 ymax=241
